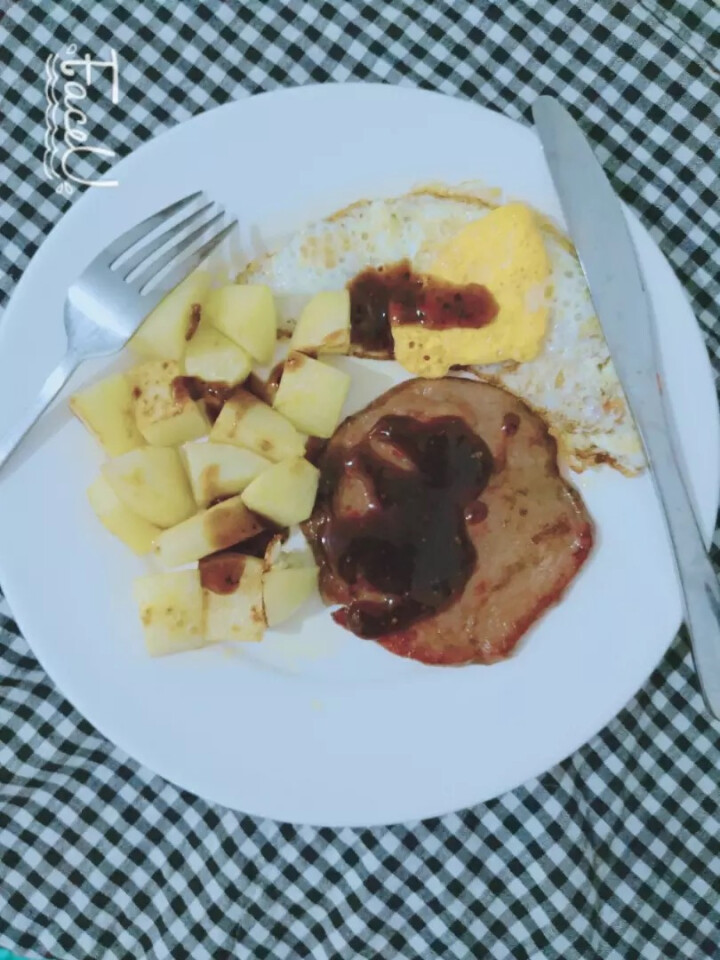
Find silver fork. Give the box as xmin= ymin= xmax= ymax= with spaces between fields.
xmin=0 ymin=192 xmax=237 ymax=472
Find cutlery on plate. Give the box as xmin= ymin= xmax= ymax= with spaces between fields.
xmin=533 ymin=96 xmax=720 ymax=720
xmin=0 ymin=192 xmax=236 ymax=472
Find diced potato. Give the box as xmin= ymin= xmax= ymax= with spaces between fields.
xmin=290 ymin=290 xmax=350 ymax=355
xmin=183 ymin=441 xmax=270 ymax=507
xmin=184 ymin=323 xmax=252 ymax=385
xmin=210 ymin=389 xmax=305 ymax=462
xmin=263 ymin=564 xmax=318 ymax=627
xmin=241 ymin=457 xmax=319 ymax=526
xmin=70 ymin=372 xmax=145 ymax=456
xmin=102 ymin=447 xmax=196 ymax=528
xmin=87 ymin=475 xmax=160 ymax=555
xmin=205 ymin=284 xmax=276 ymax=364
xmin=154 ymin=494 xmax=265 ymax=567
xmin=130 ymin=360 xmax=210 ymax=446
xmin=133 ymin=569 xmax=207 ymax=656
xmin=273 ymin=352 xmax=350 ymax=439
xmin=129 ymin=270 xmax=211 ymax=361
xmin=202 ymin=554 xmax=265 ymax=643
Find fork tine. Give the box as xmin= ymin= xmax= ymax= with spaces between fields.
xmin=102 ymin=191 xmax=205 ymax=266
xmin=119 ymin=201 xmax=215 ymax=279
xmin=139 ymin=220 xmax=238 ymax=307
xmin=132 ymin=210 xmax=226 ymax=292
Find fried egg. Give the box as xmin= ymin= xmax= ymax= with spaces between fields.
xmin=239 ymin=186 xmax=644 ymax=476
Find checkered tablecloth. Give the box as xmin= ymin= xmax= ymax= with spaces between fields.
xmin=1 ymin=2 xmax=719 ymax=958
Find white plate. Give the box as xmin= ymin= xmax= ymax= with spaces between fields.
xmin=0 ymin=84 xmax=718 ymax=827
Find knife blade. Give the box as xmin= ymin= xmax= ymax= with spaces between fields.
xmin=533 ymin=95 xmax=720 ymax=720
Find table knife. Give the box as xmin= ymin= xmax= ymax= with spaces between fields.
xmin=532 ymin=96 xmax=720 ymax=720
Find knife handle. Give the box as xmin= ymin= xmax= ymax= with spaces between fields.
xmin=644 ymin=413 xmax=720 ymax=719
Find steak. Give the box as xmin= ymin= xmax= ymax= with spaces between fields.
xmin=303 ymin=377 xmax=593 ymax=665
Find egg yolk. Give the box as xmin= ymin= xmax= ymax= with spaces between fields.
xmin=392 ymin=203 xmax=551 ymax=378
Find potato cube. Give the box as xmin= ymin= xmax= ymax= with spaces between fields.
xmin=87 ymin=475 xmax=160 ymax=555
xmin=201 ymin=554 xmax=265 ymax=643
xmin=102 ymin=447 xmax=196 ymax=528
xmin=133 ymin=569 xmax=207 ymax=656
xmin=273 ymin=352 xmax=350 ymax=439
xmin=290 ymin=290 xmax=350 ymax=355
xmin=205 ymin=284 xmax=276 ymax=364
xmin=184 ymin=323 xmax=252 ymax=385
xmin=130 ymin=359 xmax=210 ymax=446
xmin=154 ymin=494 xmax=265 ymax=568
xmin=241 ymin=457 xmax=319 ymax=526
xmin=129 ymin=270 xmax=211 ymax=361
xmin=70 ymin=372 xmax=145 ymax=456
xmin=183 ymin=441 xmax=270 ymax=507
xmin=210 ymin=389 xmax=305 ymax=462
xmin=263 ymin=565 xmax=318 ymax=627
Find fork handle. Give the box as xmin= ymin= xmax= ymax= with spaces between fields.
xmin=0 ymin=351 xmax=81 ymax=472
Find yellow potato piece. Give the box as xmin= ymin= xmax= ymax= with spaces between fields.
xmin=70 ymin=372 xmax=144 ymax=457
xmin=210 ymin=390 xmax=306 ymax=462
xmin=129 ymin=270 xmax=210 ymax=361
xmin=182 ymin=441 xmax=270 ymax=507
xmin=129 ymin=360 xmax=210 ymax=447
xmin=102 ymin=447 xmax=196 ymax=528
xmin=273 ymin=352 xmax=350 ymax=439
xmin=184 ymin=323 xmax=252 ymax=385
xmin=241 ymin=456 xmax=319 ymax=527
xmin=133 ymin=569 xmax=207 ymax=657
xmin=203 ymin=555 xmax=265 ymax=644
xmin=205 ymin=284 xmax=276 ymax=365
xmin=87 ymin=475 xmax=160 ymax=555
xmin=263 ymin=565 xmax=318 ymax=627
xmin=290 ymin=290 xmax=350 ymax=355
xmin=154 ymin=495 xmax=265 ymax=568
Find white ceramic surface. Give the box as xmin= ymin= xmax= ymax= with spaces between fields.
xmin=0 ymin=84 xmax=717 ymax=826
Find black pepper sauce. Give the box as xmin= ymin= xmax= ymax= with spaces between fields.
xmin=232 ymin=527 xmax=288 ymax=559
xmin=185 ymin=302 xmax=202 ymax=341
xmin=348 ymin=266 xmax=396 ymax=356
xmin=347 ymin=260 xmax=499 ymax=358
xmin=199 ymin=527 xmax=289 ymax=594
xmin=502 ymin=412 xmax=520 ymax=436
xmin=305 ymin=436 xmax=328 ymax=467
xmin=172 ymin=376 xmax=237 ymax=424
xmin=199 ymin=553 xmax=247 ymax=595
xmin=308 ymin=415 xmax=493 ymax=639
xmin=493 ymin=411 xmax=522 ymax=474
xmin=244 ymin=361 xmax=285 ymax=406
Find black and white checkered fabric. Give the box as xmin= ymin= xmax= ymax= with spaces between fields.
xmin=2 ymin=2 xmax=719 ymax=958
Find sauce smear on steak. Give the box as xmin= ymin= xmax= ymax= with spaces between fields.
xmin=320 ymin=415 xmax=493 ymax=638
xmin=303 ymin=377 xmax=594 ymax=665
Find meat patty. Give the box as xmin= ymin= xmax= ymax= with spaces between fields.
xmin=303 ymin=377 xmax=593 ymax=665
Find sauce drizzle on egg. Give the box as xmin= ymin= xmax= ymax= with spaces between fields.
xmin=347 ymin=259 xmax=498 ymax=358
